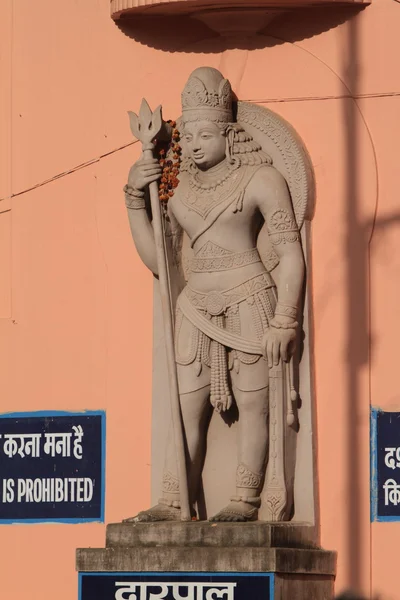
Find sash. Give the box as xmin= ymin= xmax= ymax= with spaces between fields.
xmin=178 ymin=291 xmax=263 ymax=356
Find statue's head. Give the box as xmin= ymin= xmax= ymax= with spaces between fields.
xmin=181 ymin=67 xmax=233 ymax=170
xmin=180 ymin=67 xmax=272 ymax=172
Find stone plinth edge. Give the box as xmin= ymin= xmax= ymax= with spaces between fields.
xmin=77 ymin=546 xmax=336 ymax=575
xmin=105 ymin=521 xmax=318 ymax=549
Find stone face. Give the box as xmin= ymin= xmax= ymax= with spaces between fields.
xmin=105 ymin=521 xmax=318 ymax=549
xmin=76 ymin=546 xmax=336 ymax=575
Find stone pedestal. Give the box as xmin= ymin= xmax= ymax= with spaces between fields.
xmin=77 ymin=522 xmax=336 ymax=599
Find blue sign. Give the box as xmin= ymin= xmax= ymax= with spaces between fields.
xmin=371 ymin=407 xmax=400 ymax=521
xmin=0 ymin=411 xmax=105 ymax=523
xmin=79 ymin=573 xmax=274 ymax=600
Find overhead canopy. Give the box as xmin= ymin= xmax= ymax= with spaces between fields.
xmin=111 ymin=0 xmax=371 ymax=20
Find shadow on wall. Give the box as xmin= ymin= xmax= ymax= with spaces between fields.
xmin=343 ymin=10 xmax=366 ymax=598
xmin=343 ymin=8 xmax=400 ymax=600
xmin=113 ymin=6 xmax=367 ymax=53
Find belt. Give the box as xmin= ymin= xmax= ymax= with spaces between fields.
xmin=185 ymin=272 xmax=275 ymax=316
xmin=190 ymin=248 xmax=261 ymax=273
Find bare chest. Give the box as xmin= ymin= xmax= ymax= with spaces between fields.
xmin=170 ymin=169 xmax=258 ymax=245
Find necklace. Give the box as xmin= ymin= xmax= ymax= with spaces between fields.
xmin=183 ymin=162 xmax=245 ymax=220
xmin=190 ymin=160 xmax=238 ymax=192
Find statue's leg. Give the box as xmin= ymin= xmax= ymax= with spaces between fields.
xmin=181 ymin=383 xmax=212 ymax=504
xmin=210 ymin=358 xmax=269 ymax=522
xmin=128 ymin=360 xmax=211 ymax=522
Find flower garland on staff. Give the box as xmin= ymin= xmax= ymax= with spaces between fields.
xmin=156 ymin=120 xmax=181 ymax=214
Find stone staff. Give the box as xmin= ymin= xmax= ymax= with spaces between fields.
xmin=128 ymin=99 xmax=191 ymax=522
xmin=263 ymin=361 xmax=288 ymax=521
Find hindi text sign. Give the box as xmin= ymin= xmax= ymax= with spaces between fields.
xmin=79 ymin=573 xmax=273 ymax=600
xmin=0 ymin=411 xmax=105 ymax=523
xmin=371 ymin=408 xmax=400 ymax=521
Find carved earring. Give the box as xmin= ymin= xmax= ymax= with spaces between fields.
xmin=226 ymin=127 xmax=240 ymax=168
xmin=225 ymin=128 xmax=234 ymax=164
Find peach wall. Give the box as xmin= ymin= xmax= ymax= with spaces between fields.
xmin=0 ymin=0 xmax=398 ymax=598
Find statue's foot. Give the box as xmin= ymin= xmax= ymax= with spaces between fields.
xmin=209 ymin=497 xmax=260 ymax=522
xmin=123 ymin=502 xmax=181 ymax=523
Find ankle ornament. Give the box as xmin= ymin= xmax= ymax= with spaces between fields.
xmin=162 ymin=471 xmax=180 ymax=494
xmin=230 ymin=495 xmax=261 ymax=508
xmin=158 ymin=497 xmax=181 ymax=509
xmin=236 ymin=463 xmax=262 ymax=489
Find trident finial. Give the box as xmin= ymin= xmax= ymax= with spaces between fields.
xmin=128 ymin=98 xmax=163 ymax=148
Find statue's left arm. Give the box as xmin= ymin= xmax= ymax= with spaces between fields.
xmin=250 ymin=167 xmax=305 ymax=366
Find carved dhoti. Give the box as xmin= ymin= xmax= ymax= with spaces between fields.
xmin=175 ymin=271 xmax=276 ymax=405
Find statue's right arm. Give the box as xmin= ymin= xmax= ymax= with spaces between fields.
xmin=125 ymin=156 xmax=162 ymax=276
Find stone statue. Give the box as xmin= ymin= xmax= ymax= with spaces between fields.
xmin=124 ymin=67 xmax=308 ymax=523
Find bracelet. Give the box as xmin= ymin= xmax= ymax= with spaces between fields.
xmin=123 ymin=184 xmax=145 ymax=198
xmin=274 ymin=302 xmax=297 ymax=320
xmin=269 ymin=317 xmax=299 ymax=331
xmin=123 ymin=184 xmax=146 ymax=210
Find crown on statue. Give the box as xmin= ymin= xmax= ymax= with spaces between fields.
xmin=181 ymin=67 xmax=233 ymax=123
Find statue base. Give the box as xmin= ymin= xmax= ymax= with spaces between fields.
xmin=76 ymin=522 xmax=336 ymax=599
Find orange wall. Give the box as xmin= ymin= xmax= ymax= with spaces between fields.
xmin=0 ymin=0 xmax=399 ymax=598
